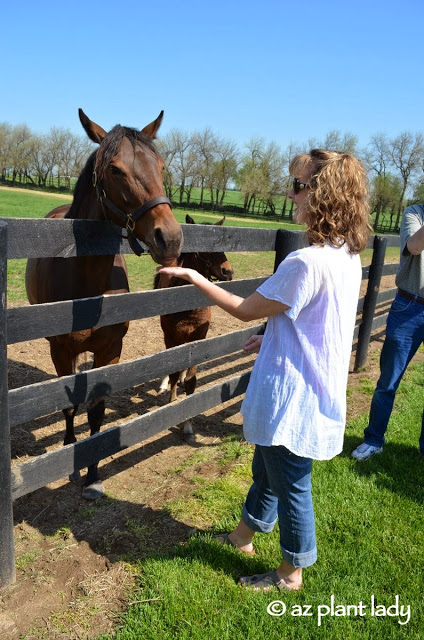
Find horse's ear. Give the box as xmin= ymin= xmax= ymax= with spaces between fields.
xmin=185 ymin=214 xmax=195 ymax=224
xmin=141 ymin=111 xmax=164 ymax=139
xmin=215 ymin=216 xmax=226 ymax=226
xmin=78 ymin=109 xmax=107 ymax=144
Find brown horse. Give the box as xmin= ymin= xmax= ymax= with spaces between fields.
xmin=25 ymin=109 xmax=183 ymax=499
xmin=154 ymin=215 xmax=233 ymax=443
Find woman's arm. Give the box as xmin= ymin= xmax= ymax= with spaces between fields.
xmin=157 ymin=266 xmax=289 ymax=321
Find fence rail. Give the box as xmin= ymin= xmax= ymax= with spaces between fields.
xmin=0 ymin=220 xmax=400 ymax=587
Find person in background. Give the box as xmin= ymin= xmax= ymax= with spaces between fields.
xmin=352 ymin=203 xmax=424 ymax=461
xmin=159 ymin=149 xmax=370 ymax=591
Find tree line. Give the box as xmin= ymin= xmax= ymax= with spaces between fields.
xmin=1 ymin=121 xmax=424 ymax=231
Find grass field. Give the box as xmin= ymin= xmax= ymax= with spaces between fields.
xmin=95 ymin=360 xmax=424 ymax=640
xmin=0 ymin=187 xmax=399 ymax=305
xmin=0 ymin=188 xmax=298 ymax=304
xmin=3 ymin=187 xmax=421 ymax=639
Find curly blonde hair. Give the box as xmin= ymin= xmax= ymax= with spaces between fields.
xmin=290 ymin=149 xmax=371 ymax=253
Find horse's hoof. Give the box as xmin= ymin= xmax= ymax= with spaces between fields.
xmin=82 ymin=481 xmax=104 ymax=500
xmin=69 ymin=470 xmax=81 ymax=482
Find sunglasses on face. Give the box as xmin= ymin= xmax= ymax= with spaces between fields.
xmin=292 ymin=177 xmax=308 ymax=194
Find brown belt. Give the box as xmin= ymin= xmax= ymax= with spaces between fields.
xmin=398 ymin=289 xmax=424 ymax=305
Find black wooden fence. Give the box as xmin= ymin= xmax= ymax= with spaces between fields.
xmin=0 ymin=219 xmax=400 ymax=587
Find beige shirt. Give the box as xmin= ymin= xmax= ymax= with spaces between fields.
xmin=396 ymin=204 xmax=424 ymax=297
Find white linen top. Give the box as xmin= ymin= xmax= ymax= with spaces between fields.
xmin=240 ymin=243 xmax=361 ymax=460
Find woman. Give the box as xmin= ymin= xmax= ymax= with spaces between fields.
xmin=158 ymin=149 xmax=371 ymax=591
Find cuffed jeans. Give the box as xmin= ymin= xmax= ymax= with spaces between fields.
xmin=241 ymin=444 xmax=317 ymax=568
xmin=364 ymin=294 xmax=424 ymax=454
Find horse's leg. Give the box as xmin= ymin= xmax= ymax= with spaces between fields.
xmin=49 ymin=340 xmax=81 ymax=481
xmin=180 ymin=365 xmax=198 ymax=443
xmin=158 ymin=374 xmax=169 ymax=394
xmin=168 ymin=371 xmax=180 ymax=403
xmin=81 ymin=337 xmax=123 ymax=500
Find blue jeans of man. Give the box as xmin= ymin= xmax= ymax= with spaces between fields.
xmin=364 ymin=294 xmax=424 ymax=454
xmin=241 ymin=444 xmax=317 ymax=568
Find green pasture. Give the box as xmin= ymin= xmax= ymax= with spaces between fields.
xmin=0 ymin=188 xmax=400 ymax=305
xmin=5 ymin=188 xmax=419 ymax=639
xmin=92 ymin=361 xmax=424 ymax=640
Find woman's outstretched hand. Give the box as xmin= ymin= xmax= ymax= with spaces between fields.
xmin=243 ymin=334 xmax=263 ymax=354
xmin=157 ymin=266 xmax=198 ymax=283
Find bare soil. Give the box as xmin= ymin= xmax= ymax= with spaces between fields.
xmin=1 ymin=274 xmax=418 ymax=640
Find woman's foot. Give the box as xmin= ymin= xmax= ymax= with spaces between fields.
xmin=239 ymin=570 xmax=302 ymax=591
xmin=214 ymin=532 xmax=255 ymax=556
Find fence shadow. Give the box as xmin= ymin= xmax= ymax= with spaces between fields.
xmin=12 ymin=483 xmax=194 ymax=563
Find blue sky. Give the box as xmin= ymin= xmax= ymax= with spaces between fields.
xmin=2 ymin=0 xmax=423 ymax=152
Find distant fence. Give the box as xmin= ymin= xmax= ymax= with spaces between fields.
xmin=0 ymin=220 xmax=400 ymax=587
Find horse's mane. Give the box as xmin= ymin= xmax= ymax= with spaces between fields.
xmin=68 ymin=126 xmax=157 ymax=219
xmin=94 ymin=126 xmax=156 ymax=179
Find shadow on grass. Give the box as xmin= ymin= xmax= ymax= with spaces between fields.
xmin=342 ymin=433 xmax=424 ymax=505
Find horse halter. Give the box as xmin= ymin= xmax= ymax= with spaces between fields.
xmin=93 ymin=171 xmax=172 ymax=257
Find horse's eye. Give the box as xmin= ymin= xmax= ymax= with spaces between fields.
xmin=110 ymin=165 xmax=123 ymax=176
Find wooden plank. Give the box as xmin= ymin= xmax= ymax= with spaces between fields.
xmin=7 ymin=277 xmax=268 ymax=344
xmin=11 ymin=371 xmax=251 ymax=499
xmin=377 ymin=288 xmax=397 ymax=304
xmin=366 ymin=234 xmax=400 ymax=249
xmin=354 ymin=236 xmax=387 ymax=371
xmin=1 ymin=219 xmax=278 ymax=259
xmin=9 ymin=324 xmax=264 ymax=426
xmin=370 ymin=312 xmax=389 ymax=332
xmin=356 ymin=296 xmax=365 ymax=314
xmin=381 ymin=263 xmax=398 ymax=276
xmin=0 ymin=222 xmax=15 ymax=587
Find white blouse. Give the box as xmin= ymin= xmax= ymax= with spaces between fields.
xmin=241 ymin=243 xmax=361 ymax=460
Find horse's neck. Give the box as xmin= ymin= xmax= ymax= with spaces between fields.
xmin=181 ymin=253 xmax=207 ymax=277
xmin=67 ymin=169 xmax=102 ymax=221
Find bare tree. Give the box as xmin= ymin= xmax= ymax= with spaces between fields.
xmin=27 ymin=135 xmax=55 ymax=187
xmin=363 ymin=133 xmax=391 ymax=228
xmin=8 ymin=124 xmax=33 ymax=183
xmin=0 ymin=123 xmax=14 ymax=179
xmin=191 ymin=128 xmax=218 ymax=206
xmin=210 ymin=137 xmax=239 ymax=207
xmin=157 ymin=129 xmax=195 ymax=203
xmin=388 ymin=132 xmax=424 ymax=228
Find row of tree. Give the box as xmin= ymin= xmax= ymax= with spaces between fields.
xmin=1 ymin=121 xmax=424 ymax=231
xmin=0 ymin=123 xmax=93 ymax=190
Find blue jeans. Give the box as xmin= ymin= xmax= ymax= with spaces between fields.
xmin=364 ymin=294 xmax=424 ymax=454
xmin=241 ymin=444 xmax=317 ymax=568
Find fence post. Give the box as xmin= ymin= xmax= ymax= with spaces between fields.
xmin=273 ymin=229 xmax=307 ymax=272
xmin=354 ymin=235 xmax=388 ymax=372
xmin=0 ymin=221 xmax=15 ymax=588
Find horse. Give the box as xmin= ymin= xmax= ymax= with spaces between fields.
xmin=25 ymin=109 xmax=183 ymax=499
xmin=154 ymin=214 xmax=233 ymax=443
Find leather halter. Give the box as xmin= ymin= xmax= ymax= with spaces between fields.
xmin=93 ymin=172 xmax=172 ymax=256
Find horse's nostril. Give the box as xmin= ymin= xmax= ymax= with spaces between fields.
xmin=222 ymin=268 xmax=233 ymax=281
xmin=154 ymin=228 xmax=167 ymax=253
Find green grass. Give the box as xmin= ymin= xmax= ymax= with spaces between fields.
xmin=0 ymin=188 xmax=401 ymax=305
xmin=0 ymin=188 xmax=293 ymax=305
xmin=0 ymin=187 xmax=72 ymax=218
xmin=97 ymin=364 xmax=424 ymax=640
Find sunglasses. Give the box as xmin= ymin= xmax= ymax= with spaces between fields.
xmin=292 ymin=177 xmax=308 ymax=194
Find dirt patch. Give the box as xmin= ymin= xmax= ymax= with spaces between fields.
xmin=2 ymin=273 xmax=419 ymax=640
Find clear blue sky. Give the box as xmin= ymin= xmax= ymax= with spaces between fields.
xmin=2 ymin=0 xmax=423 ymax=152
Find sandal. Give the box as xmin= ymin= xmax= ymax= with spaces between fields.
xmin=239 ymin=570 xmax=302 ymax=591
xmin=213 ymin=533 xmax=255 ymax=556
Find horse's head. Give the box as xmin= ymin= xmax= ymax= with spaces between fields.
xmin=185 ymin=215 xmax=234 ymax=281
xmin=78 ymin=108 xmax=183 ymax=265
